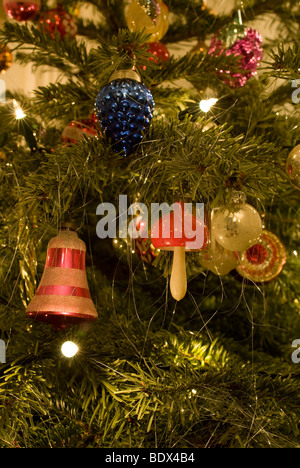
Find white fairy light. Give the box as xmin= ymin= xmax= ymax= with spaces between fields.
xmin=13 ymin=100 xmax=26 ymax=120
xmin=61 ymin=341 xmax=79 ymax=358
xmin=199 ymin=98 xmax=218 ymax=113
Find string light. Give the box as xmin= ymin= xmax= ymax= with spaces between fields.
xmin=13 ymin=99 xmax=26 ymax=120
xmin=11 ymin=99 xmax=38 ymax=151
xmin=61 ymin=341 xmax=79 ymax=358
xmin=199 ymin=98 xmax=218 ymax=113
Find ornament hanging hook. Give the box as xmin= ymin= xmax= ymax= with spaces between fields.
xmin=237 ymin=9 xmax=243 ymax=25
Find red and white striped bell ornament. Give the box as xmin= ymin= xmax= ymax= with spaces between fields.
xmin=26 ymin=225 xmax=98 ymax=329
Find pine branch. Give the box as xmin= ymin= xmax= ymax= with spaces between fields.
xmin=127 ymin=117 xmax=286 ymax=207
xmin=0 ymin=0 xmax=300 ymax=450
xmin=265 ymin=41 xmax=300 ymax=79
xmin=83 ymin=0 xmax=127 ymax=32
xmin=0 ymin=22 xmax=90 ymax=76
xmin=240 ymin=0 xmax=300 ymax=40
xmin=97 ymin=0 xmax=122 ymax=33
xmin=145 ymin=50 xmax=242 ymax=89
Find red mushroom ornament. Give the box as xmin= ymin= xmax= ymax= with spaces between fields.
xmin=151 ymin=202 xmax=207 ymax=301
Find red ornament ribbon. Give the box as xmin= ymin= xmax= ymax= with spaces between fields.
xmin=45 ymin=248 xmax=86 ymax=270
xmin=36 ymin=285 xmax=91 ymax=298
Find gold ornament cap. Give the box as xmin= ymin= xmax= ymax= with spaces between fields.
xmin=109 ymin=69 xmax=141 ymax=83
xmin=60 ymin=221 xmax=77 ymax=231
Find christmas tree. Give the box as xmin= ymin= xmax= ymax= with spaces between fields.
xmin=0 ymin=0 xmax=300 ymax=450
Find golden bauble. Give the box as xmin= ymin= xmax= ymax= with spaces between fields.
xmin=125 ymin=0 xmax=169 ymax=42
xmin=286 ymin=144 xmax=300 ymax=191
xmin=0 ymin=44 xmax=12 ymax=73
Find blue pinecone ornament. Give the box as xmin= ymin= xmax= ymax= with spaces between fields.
xmin=95 ymin=70 xmax=155 ymax=157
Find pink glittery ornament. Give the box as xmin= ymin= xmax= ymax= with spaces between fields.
xmin=209 ymin=28 xmax=263 ymax=88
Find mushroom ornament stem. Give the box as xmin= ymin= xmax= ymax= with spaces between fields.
xmin=151 ymin=201 xmax=208 ymax=302
xmin=170 ymin=246 xmax=187 ymax=301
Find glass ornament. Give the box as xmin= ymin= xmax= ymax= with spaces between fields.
xmin=3 ymin=0 xmax=40 ymax=21
xmin=218 ymin=14 xmax=248 ymax=49
xmin=112 ymin=218 xmax=160 ymax=266
xmin=197 ymin=229 xmax=239 ymax=276
xmin=211 ymin=204 xmax=262 ymax=252
xmin=230 ymin=190 xmax=247 ymax=206
xmin=235 ymin=230 xmax=286 ymax=283
xmin=146 ymin=41 xmax=170 ymax=64
xmin=208 ymin=15 xmax=263 ymax=88
xmin=0 ymin=44 xmax=12 ymax=73
xmin=62 ymin=114 xmax=101 ymax=145
xmin=286 ymin=144 xmax=300 ymax=191
xmin=134 ymin=237 xmax=159 ymax=264
xmin=26 ymin=225 xmax=98 ymax=330
xmin=138 ymin=0 xmax=160 ymax=21
xmin=151 ymin=202 xmax=208 ymax=301
xmin=39 ymin=6 xmax=77 ymax=40
xmin=95 ymin=69 xmax=155 ymax=157
xmin=125 ymin=0 xmax=169 ymax=42
xmin=196 ymin=208 xmax=239 ymax=276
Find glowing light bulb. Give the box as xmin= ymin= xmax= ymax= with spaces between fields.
xmin=199 ymin=98 xmax=218 ymax=113
xmin=61 ymin=341 xmax=79 ymax=358
xmin=13 ymin=100 xmax=26 ymax=120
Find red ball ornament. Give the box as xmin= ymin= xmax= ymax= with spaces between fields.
xmin=3 ymin=0 xmax=41 ymax=21
xmin=40 ymin=6 xmax=77 ymax=40
xmin=0 ymin=44 xmax=13 ymax=73
xmin=62 ymin=114 xmax=101 ymax=145
xmin=145 ymin=41 xmax=170 ymax=66
xmin=234 ymin=230 xmax=286 ymax=283
xmin=26 ymin=225 xmax=98 ymax=330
